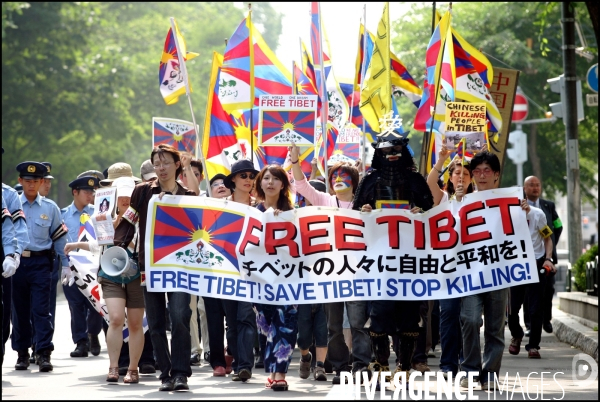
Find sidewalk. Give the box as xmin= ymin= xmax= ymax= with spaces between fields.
xmin=552 ymin=294 xmax=598 ymax=361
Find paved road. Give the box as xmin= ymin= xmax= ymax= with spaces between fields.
xmin=2 ymin=297 xmax=598 ymax=400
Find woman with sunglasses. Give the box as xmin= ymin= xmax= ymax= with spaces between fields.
xmin=223 ymin=159 xmax=258 ymax=206
xmin=253 ymin=164 xmax=298 ymax=391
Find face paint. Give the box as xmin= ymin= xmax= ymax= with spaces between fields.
xmin=331 ymin=170 xmax=352 ymax=192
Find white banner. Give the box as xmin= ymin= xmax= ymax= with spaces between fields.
xmin=144 ymin=187 xmax=538 ymax=304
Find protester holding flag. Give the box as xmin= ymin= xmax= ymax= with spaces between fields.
xmin=253 ymin=164 xmax=297 ymax=391
xmin=114 ymin=144 xmax=196 ymax=391
xmin=426 ymin=145 xmax=473 ymax=206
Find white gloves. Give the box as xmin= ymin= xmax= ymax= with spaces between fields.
xmin=61 ymin=265 xmax=75 ymax=286
xmin=2 ymin=255 xmax=17 ymax=278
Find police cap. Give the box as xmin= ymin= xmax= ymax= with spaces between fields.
xmin=16 ymin=162 xmax=47 ymax=179
xmin=69 ymin=176 xmax=100 ymax=190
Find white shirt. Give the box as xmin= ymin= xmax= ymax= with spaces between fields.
xmin=527 ymin=206 xmax=551 ymax=259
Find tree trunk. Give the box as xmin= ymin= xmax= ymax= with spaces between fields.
xmin=528 ymin=124 xmax=542 ymax=181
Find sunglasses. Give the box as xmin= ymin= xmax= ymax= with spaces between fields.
xmin=238 ymin=172 xmax=256 ymax=180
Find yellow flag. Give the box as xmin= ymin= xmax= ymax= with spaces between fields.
xmin=359 ymin=2 xmax=391 ymax=133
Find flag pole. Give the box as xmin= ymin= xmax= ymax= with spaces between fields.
xmin=291 ymin=61 xmax=296 ymax=95
xmin=360 ymin=5 xmax=368 ymax=177
xmin=169 ymin=17 xmax=211 ymax=197
xmin=248 ymin=4 xmax=255 ymax=164
xmin=317 ymin=2 xmax=329 ymax=194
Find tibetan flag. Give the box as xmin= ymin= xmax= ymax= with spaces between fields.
xmin=390 ymin=51 xmax=423 ymax=108
xmin=359 ymin=2 xmax=392 ymax=133
xmin=456 ymin=137 xmax=474 ymax=164
xmin=301 ymin=41 xmax=319 ymax=98
xmin=219 ymin=14 xmax=254 ymax=111
xmin=159 ymin=20 xmax=199 ymax=105
xmin=354 ymin=23 xmax=375 ymax=91
xmin=414 ymin=10 xmax=451 ymax=133
xmin=152 ymin=118 xmax=197 ymax=154
xmin=294 ymin=61 xmax=319 ymax=98
xmin=452 ymin=33 xmax=502 ymax=133
xmin=220 ymin=13 xmax=292 ymax=112
xmin=202 ymin=52 xmax=242 ymax=178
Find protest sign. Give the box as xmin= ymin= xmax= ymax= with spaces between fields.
xmin=258 ymin=94 xmax=318 ymax=146
xmin=92 ymin=187 xmax=116 ymax=245
xmin=145 ymin=188 xmax=538 ymax=304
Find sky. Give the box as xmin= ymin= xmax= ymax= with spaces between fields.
xmin=269 ymin=2 xmax=414 ymax=81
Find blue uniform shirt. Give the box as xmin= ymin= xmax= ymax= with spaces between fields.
xmin=61 ymin=201 xmax=94 ymax=243
xmin=19 ymin=192 xmax=68 ymax=266
xmin=2 ymin=196 xmax=18 ymax=255
xmin=2 ymin=183 xmax=29 ymax=254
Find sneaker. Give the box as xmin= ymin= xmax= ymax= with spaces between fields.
xmin=204 ymin=351 xmax=210 ymax=363
xmin=299 ymin=352 xmax=312 ymax=379
xmin=411 ymin=362 xmax=431 ymax=373
xmin=190 ymin=352 xmax=202 ymax=366
xmin=509 ymin=337 xmax=522 ymax=355
xmin=528 ymin=348 xmax=541 ymax=359
xmin=480 ymin=380 xmax=497 ymax=391
xmin=460 ymin=376 xmax=479 ymax=388
xmin=314 ymin=365 xmax=327 ymax=381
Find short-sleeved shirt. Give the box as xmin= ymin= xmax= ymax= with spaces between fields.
xmin=114 ymin=180 xmax=196 ymax=270
xmin=2 ymin=183 xmax=29 ymax=254
xmin=527 ymin=206 xmax=552 ymax=259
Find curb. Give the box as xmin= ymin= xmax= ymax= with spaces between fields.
xmin=553 ymin=308 xmax=598 ymax=362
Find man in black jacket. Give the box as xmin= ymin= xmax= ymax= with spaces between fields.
xmin=523 ymin=176 xmax=563 ymax=334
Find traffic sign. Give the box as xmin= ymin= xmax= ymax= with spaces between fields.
xmin=587 ymin=64 xmax=598 ymax=93
xmin=511 ymin=92 xmax=529 ymax=122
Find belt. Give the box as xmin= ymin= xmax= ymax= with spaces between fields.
xmin=21 ymin=249 xmax=52 ymax=258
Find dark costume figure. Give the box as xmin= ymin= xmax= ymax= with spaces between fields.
xmin=353 ymin=130 xmax=434 ymax=383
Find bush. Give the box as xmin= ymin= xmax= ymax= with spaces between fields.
xmin=572 ymin=244 xmax=598 ymax=291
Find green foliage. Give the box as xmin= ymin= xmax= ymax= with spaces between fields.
xmin=391 ymin=2 xmax=597 ymax=203
xmin=2 ymin=2 xmax=282 ymax=206
xmin=572 ymin=243 xmax=597 ymax=291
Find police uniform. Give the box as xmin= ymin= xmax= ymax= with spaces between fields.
xmin=2 ymin=180 xmax=30 ymax=362
xmin=61 ymin=176 xmax=103 ymax=357
xmin=12 ymin=162 xmax=68 ymax=372
xmin=2 ymin=196 xmax=19 ymax=364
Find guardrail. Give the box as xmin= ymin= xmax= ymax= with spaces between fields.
xmin=585 ymin=256 xmax=598 ymax=296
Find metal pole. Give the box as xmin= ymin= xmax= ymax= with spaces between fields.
xmin=562 ymin=2 xmax=582 ymax=265
xmin=169 ymin=17 xmax=211 ymax=197
xmin=317 ymin=2 xmax=329 ymax=193
xmin=515 ymin=123 xmax=524 ymax=186
xmin=360 ymin=5 xmax=368 ymax=176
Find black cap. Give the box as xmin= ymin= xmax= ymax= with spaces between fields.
xmin=41 ymin=162 xmax=54 ymax=179
xmin=210 ymin=173 xmax=227 ymax=187
xmin=16 ymin=162 xmax=47 ymax=179
xmin=224 ymin=159 xmax=259 ymax=189
xmin=69 ymin=176 xmax=100 ymax=190
xmin=308 ymin=180 xmax=326 ymax=193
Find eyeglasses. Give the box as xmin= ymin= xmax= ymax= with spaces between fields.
xmin=238 ymin=172 xmax=256 ymax=180
xmin=211 ymin=181 xmax=225 ymax=188
xmin=153 ymin=161 xmax=174 ymax=170
xmin=472 ymin=167 xmax=494 ymax=176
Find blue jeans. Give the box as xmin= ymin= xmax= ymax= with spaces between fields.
xmin=324 ymin=301 xmax=371 ymax=372
xmin=236 ymin=301 xmax=257 ymax=372
xmin=297 ymin=304 xmax=327 ymax=350
xmin=439 ymin=297 xmax=462 ymax=374
xmin=460 ymin=289 xmax=508 ymax=382
xmin=143 ymin=288 xmax=191 ymax=379
xmin=203 ymin=297 xmax=238 ymax=370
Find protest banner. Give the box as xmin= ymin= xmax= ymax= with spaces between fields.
xmin=152 ymin=117 xmax=198 ymax=154
xmin=144 ymin=187 xmax=538 ymax=304
xmin=92 ymin=187 xmax=116 ymax=245
xmin=329 ymin=124 xmax=361 ymax=164
xmin=258 ymin=94 xmax=318 ymax=146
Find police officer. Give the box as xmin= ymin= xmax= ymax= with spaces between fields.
xmin=3 ymin=196 xmax=19 ymax=365
xmin=13 ymin=161 xmax=69 ymax=372
xmin=39 ymin=162 xmax=54 ymax=197
xmin=2 ymin=148 xmax=30 ymax=364
xmin=61 ymin=176 xmax=104 ymax=357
